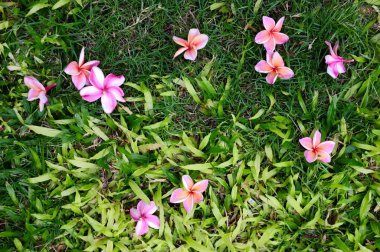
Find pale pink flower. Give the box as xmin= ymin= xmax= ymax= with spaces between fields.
xmin=79 ymin=67 xmax=125 ymax=114
xmin=325 ymin=41 xmax=354 ymax=79
xmin=24 ymin=76 xmax=56 ymax=112
xmin=173 ymin=29 xmax=209 ymax=61
xmin=255 ymin=16 xmax=289 ymax=52
xmin=170 ymin=175 xmax=208 ymax=213
xmin=130 ymin=200 xmax=160 ymax=236
xmin=64 ymin=47 xmax=100 ymax=90
xmin=255 ymin=51 xmax=294 ymax=84
xmin=299 ymin=130 xmax=336 ymax=163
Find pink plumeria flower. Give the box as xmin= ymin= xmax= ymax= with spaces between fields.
xmin=64 ymin=47 xmax=100 ymax=90
xmin=255 ymin=16 xmax=289 ymax=52
xmin=79 ymin=67 xmax=125 ymax=114
xmin=325 ymin=41 xmax=354 ymax=79
xmin=170 ymin=175 xmax=208 ymax=213
xmin=130 ymin=200 xmax=160 ymax=236
xmin=24 ymin=76 xmax=56 ymax=112
xmin=255 ymin=51 xmax=294 ymax=84
xmin=173 ymin=28 xmax=209 ymax=61
xmin=299 ymin=130 xmax=336 ymax=163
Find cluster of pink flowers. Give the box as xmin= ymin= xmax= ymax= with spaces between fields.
xmin=21 ymin=16 xmax=353 ymax=236
xmin=130 ymin=175 xmax=208 ymax=236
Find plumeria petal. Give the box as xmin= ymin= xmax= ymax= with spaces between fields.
xmin=130 ymin=208 xmax=140 ymax=221
xmin=263 ymin=16 xmax=276 ymax=31
xmin=272 ymin=17 xmax=285 ymax=32
xmin=173 ymin=47 xmax=188 ymax=58
xmin=81 ymin=60 xmax=100 ymax=70
xmin=277 ymin=67 xmax=294 ymax=79
xmin=170 ymin=188 xmax=189 ymax=203
xmin=192 ymin=191 xmax=204 ymax=203
xmin=188 ymin=28 xmax=201 ymax=43
xmin=107 ymin=87 xmax=125 ymax=102
xmin=317 ymin=141 xmax=335 ymax=154
xmin=255 ymin=60 xmax=273 ymax=73
xmin=192 ymin=34 xmax=209 ymax=50
xmin=80 ymin=86 xmax=102 ymax=102
xmin=325 ymin=41 xmax=336 ymax=57
xmin=304 ymin=150 xmax=317 ymax=163
xmin=266 ymin=71 xmax=278 ymax=84
xmin=299 ymin=137 xmax=313 ymax=150
xmin=325 ymin=55 xmax=337 ymax=64
xmin=72 ymin=72 xmax=88 ymax=90
xmin=89 ymin=67 xmax=105 ymax=89
xmin=192 ymin=180 xmax=208 ymax=193
xmin=104 ymin=74 xmax=125 ymax=88
xmin=263 ymin=36 xmax=276 ymax=52
xmin=173 ymin=36 xmax=188 ymax=47
xmin=137 ymin=200 xmax=146 ymax=214
xmin=142 ymin=201 xmax=158 ymax=215
xmin=271 ymin=52 xmax=285 ymax=67
xmin=79 ymin=47 xmax=85 ymax=66
xmin=255 ymin=30 xmax=271 ymax=44
xmin=101 ymin=91 xmax=117 ymax=114
xmin=335 ymin=62 xmax=346 ymax=74
xmin=272 ymin=32 xmax=289 ymax=45
xmin=24 ymin=76 xmax=45 ymax=91
xmin=184 ymin=48 xmax=198 ymax=61
xmin=38 ymin=93 xmax=48 ymax=112
xmin=183 ymin=195 xmax=194 ymax=213
xmin=327 ymin=65 xmax=339 ymax=79
xmin=182 ymin=175 xmax=194 ymax=191
xmin=313 ymin=130 xmax=321 ymax=148
xmin=317 ymin=151 xmax=332 ymax=163
xmin=135 ymin=220 xmax=149 ymax=236
xmin=145 ymin=215 xmax=160 ymax=229
xmin=64 ymin=62 xmax=80 ymax=76
xmin=333 ymin=42 xmax=339 ymax=55
xmin=27 ymin=89 xmax=40 ymax=101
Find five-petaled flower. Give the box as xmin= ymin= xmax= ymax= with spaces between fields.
xmin=24 ymin=76 xmax=56 ymax=112
xmin=170 ymin=175 xmax=208 ymax=213
xmin=325 ymin=41 xmax=354 ymax=79
xmin=173 ymin=29 xmax=209 ymax=61
xmin=80 ymin=67 xmax=125 ymax=114
xmin=255 ymin=51 xmax=294 ymax=84
xmin=299 ymin=130 xmax=336 ymax=163
xmin=64 ymin=47 xmax=100 ymax=90
xmin=255 ymin=16 xmax=289 ymax=52
xmin=130 ymin=200 xmax=160 ymax=236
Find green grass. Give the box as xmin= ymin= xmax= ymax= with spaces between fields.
xmin=1 ymin=0 xmax=380 ymax=251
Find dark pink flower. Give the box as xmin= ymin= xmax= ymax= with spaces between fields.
xmin=64 ymin=47 xmax=100 ymax=90
xmin=24 ymin=76 xmax=56 ymax=111
xmin=130 ymin=200 xmax=160 ymax=236
xmin=325 ymin=41 xmax=354 ymax=79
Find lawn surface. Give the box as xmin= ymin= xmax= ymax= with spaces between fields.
xmin=1 ymin=0 xmax=380 ymax=251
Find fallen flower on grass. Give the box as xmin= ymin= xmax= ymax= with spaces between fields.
xmin=255 ymin=16 xmax=289 ymax=52
xmin=24 ymin=76 xmax=56 ymax=112
xmin=325 ymin=41 xmax=354 ymax=79
xmin=64 ymin=47 xmax=100 ymax=90
xmin=173 ymin=28 xmax=209 ymax=61
xmin=80 ymin=67 xmax=125 ymax=114
xmin=130 ymin=200 xmax=160 ymax=236
xmin=299 ymin=130 xmax=335 ymax=163
xmin=255 ymin=51 xmax=294 ymax=84
xmin=170 ymin=175 xmax=208 ymax=213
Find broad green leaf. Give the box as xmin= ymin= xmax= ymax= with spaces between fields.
xmin=210 ymin=2 xmax=225 ymax=10
xmin=52 ymin=0 xmax=70 ymax=10
xmin=5 ymin=182 xmax=18 ymax=206
xmin=182 ymin=77 xmax=201 ymax=104
xmin=28 ymin=125 xmax=62 ymax=137
xmin=360 ymin=191 xmax=372 ymax=222
xmin=129 ymin=180 xmax=150 ymax=204
xmin=28 ymin=174 xmax=52 ymax=183
xmin=26 ymin=3 xmax=51 ymax=17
